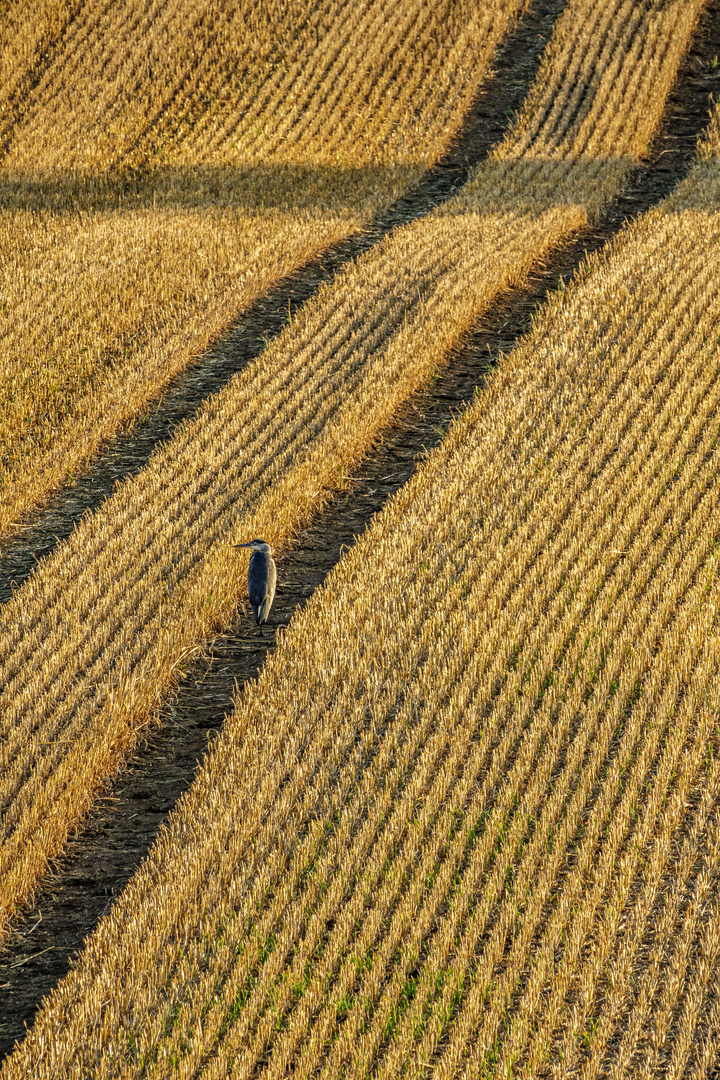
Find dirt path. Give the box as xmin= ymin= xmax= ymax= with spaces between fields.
xmin=1 ymin=0 xmax=719 ymax=1060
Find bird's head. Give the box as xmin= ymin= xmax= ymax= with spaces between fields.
xmin=234 ymin=538 xmax=271 ymax=553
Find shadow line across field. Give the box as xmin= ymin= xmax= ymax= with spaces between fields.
xmin=1 ymin=0 xmax=719 ymax=1060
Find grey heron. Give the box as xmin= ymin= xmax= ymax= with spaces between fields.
xmin=234 ymin=539 xmax=277 ymax=626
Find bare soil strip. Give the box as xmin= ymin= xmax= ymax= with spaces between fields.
xmin=1 ymin=2 xmax=719 ymax=1057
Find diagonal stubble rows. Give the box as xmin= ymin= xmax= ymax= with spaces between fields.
xmin=0 ymin=0 xmax=518 ymax=540
xmin=5 ymin=117 xmax=720 ymax=1079
xmin=0 ymin=0 xmax=705 ymax=949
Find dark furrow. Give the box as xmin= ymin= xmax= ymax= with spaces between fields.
xmin=0 ymin=241 xmax=454 ymax=726
xmin=1 ymin=0 xmax=719 ymax=1061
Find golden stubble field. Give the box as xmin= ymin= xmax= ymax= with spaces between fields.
xmin=2 ymin=0 xmax=720 ymax=1076
xmin=0 ymin=0 xmax=519 ymax=538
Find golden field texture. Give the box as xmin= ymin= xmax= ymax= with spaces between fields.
xmin=4 ymin=99 xmax=720 ymax=1080
xmin=0 ymin=0 xmax=82 ymax=152
xmin=0 ymin=0 xmax=705 ymax=943
xmin=0 ymin=0 xmax=519 ymax=539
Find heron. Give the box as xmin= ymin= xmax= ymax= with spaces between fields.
xmin=234 ymin=539 xmax=277 ymax=626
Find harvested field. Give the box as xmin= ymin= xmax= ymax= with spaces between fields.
xmin=1 ymin=0 xmax=719 ymax=1041
xmin=0 ymin=0 xmax=520 ymax=540
xmin=3 ymin=0 xmax=720 ymax=1075
xmin=4 ymin=92 xmax=720 ymax=1080
xmin=0 ymin=0 xmax=704 ymax=949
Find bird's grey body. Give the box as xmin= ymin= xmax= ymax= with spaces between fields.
xmin=234 ymin=539 xmax=277 ymax=625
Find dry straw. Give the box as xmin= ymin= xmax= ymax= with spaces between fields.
xmin=0 ymin=0 xmax=517 ymax=540
xmin=0 ymin=0 xmax=705 ymax=955
xmin=5 ymin=73 xmax=720 ymax=1079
